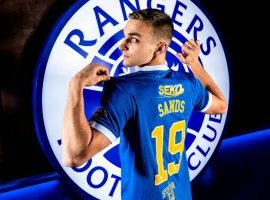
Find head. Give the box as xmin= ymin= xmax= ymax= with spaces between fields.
xmin=119 ymin=8 xmax=174 ymax=67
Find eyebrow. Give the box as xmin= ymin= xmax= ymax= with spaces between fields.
xmin=128 ymin=32 xmax=141 ymax=38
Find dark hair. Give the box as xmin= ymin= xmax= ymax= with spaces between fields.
xmin=129 ymin=8 xmax=174 ymax=43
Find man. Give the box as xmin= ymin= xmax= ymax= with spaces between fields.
xmin=62 ymin=8 xmax=227 ymax=200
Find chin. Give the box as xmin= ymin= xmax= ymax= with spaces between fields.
xmin=123 ymin=61 xmax=133 ymax=67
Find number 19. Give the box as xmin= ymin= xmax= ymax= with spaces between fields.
xmin=151 ymin=120 xmax=186 ymax=185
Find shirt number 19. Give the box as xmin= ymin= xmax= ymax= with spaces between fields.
xmin=151 ymin=120 xmax=186 ymax=185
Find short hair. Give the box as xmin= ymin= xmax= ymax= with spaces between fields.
xmin=129 ymin=8 xmax=174 ymax=43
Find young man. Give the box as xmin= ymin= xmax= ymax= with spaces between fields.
xmin=62 ymin=8 xmax=227 ymax=200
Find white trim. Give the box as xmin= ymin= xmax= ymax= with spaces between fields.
xmin=84 ymin=85 xmax=103 ymax=92
xmin=135 ymin=65 xmax=169 ymax=72
xmin=91 ymin=121 xmax=117 ymax=143
xmin=200 ymin=92 xmax=212 ymax=112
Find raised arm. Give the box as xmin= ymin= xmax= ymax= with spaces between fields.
xmin=176 ymin=39 xmax=227 ymax=114
xmin=62 ymin=64 xmax=111 ymax=167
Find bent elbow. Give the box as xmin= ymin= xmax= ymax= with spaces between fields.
xmin=205 ymin=99 xmax=228 ymax=115
xmin=62 ymin=156 xmax=76 ymax=167
xmin=62 ymin=152 xmax=76 ymax=167
xmin=222 ymin=101 xmax=228 ymax=113
xmin=62 ymin=148 xmax=91 ymax=168
xmin=62 ymin=154 xmax=90 ymax=168
xmin=220 ymin=100 xmax=228 ymax=114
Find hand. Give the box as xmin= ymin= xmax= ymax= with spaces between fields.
xmin=176 ymin=39 xmax=200 ymax=66
xmin=71 ymin=63 xmax=110 ymax=87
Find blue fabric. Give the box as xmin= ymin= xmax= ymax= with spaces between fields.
xmin=92 ymin=68 xmax=209 ymax=200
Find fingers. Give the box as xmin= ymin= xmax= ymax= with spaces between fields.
xmin=96 ymin=65 xmax=109 ymax=74
xmin=97 ymin=72 xmax=110 ymax=82
xmin=182 ymin=44 xmax=192 ymax=55
xmin=184 ymin=40 xmax=195 ymax=50
xmin=176 ymin=39 xmax=200 ymax=65
xmin=176 ymin=53 xmax=186 ymax=63
xmin=96 ymin=66 xmax=109 ymax=76
xmin=96 ymin=75 xmax=110 ymax=84
xmin=189 ymin=39 xmax=200 ymax=48
xmin=77 ymin=64 xmax=110 ymax=86
xmin=181 ymin=40 xmax=198 ymax=56
xmin=183 ymin=39 xmax=200 ymax=51
xmin=94 ymin=65 xmax=110 ymax=82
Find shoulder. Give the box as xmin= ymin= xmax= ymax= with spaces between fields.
xmin=103 ymin=76 xmax=131 ymax=95
xmin=169 ymin=70 xmax=197 ymax=84
xmin=104 ymin=76 xmax=129 ymax=87
xmin=106 ymin=72 xmax=143 ymax=87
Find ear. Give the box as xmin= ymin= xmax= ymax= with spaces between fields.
xmin=154 ymin=42 xmax=167 ymax=55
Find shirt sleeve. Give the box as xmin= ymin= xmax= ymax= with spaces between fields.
xmin=193 ymin=78 xmax=212 ymax=112
xmin=90 ymin=79 xmax=133 ymax=142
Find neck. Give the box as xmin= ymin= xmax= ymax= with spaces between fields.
xmin=139 ymin=55 xmax=166 ymax=67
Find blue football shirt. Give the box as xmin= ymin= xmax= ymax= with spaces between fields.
xmin=91 ymin=65 xmax=211 ymax=200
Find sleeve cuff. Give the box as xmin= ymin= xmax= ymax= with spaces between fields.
xmin=200 ymin=92 xmax=212 ymax=112
xmin=91 ymin=121 xmax=117 ymax=143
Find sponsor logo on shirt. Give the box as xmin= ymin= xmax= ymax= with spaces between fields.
xmin=33 ymin=0 xmax=230 ymax=199
xmin=159 ymin=84 xmax=184 ymax=98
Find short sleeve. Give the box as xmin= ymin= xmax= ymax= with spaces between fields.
xmin=90 ymin=79 xmax=133 ymax=142
xmin=193 ymin=78 xmax=212 ymax=112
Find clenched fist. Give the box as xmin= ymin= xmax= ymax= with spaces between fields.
xmin=71 ymin=63 xmax=110 ymax=88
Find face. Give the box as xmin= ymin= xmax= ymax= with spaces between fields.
xmin=119 ymin=19 xmax=158 ymax=67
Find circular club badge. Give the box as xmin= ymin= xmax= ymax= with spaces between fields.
xmin=33 ymin=0 xmax=230 ymax=199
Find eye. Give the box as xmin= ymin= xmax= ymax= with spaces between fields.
xmin=130 ymin=37 xmax=139 ymax=43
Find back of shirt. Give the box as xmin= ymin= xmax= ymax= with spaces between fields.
xmin=91 ymin=67 xmax=211 ymax=200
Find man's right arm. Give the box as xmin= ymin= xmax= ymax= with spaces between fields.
xmin=61 ymin=64 xmax=111 ymax=167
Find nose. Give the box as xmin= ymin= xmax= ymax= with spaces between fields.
xmin=119 ymin=38 xmax=128 ymax=51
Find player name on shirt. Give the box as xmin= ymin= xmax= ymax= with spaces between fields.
xmin=158 ymin=84 xmax=185 ymax=117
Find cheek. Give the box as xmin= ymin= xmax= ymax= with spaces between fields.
xmin=136 ymin=45 xmax=154 ymax=58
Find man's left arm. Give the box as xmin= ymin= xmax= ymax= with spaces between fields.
xmin=176 ymin=39 xmax=227 ymax=114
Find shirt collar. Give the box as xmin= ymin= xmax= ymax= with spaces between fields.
xmin=134 ymin=65 xmax=169 ymax=72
